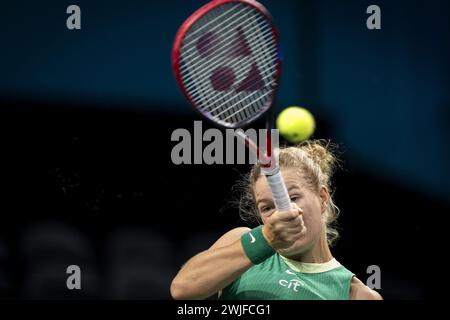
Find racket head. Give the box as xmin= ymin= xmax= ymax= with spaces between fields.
xmin=172 ymin=0 xmax=282 ymax=129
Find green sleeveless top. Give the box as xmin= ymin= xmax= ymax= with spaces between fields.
xmin=220 ymin=254 xmax=354 ymax=300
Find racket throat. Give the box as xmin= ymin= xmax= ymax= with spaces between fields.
xmin=235 ymin=129 xmax=279 ymax=170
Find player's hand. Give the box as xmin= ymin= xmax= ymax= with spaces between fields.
xmin=262 ymin=203 xmax=306 ymax=250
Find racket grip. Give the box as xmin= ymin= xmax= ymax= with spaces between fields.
xmin=264 ymin=169 xmax=291 ymax=211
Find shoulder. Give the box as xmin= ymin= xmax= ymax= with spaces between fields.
xmin=209 ymin=227 xmax=251 ymax=250
xmin=349 ymin=277 xmax=383 ymax=300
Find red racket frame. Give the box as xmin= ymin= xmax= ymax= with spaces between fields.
xmin=171 ymin=0 xmax=282 ymax=129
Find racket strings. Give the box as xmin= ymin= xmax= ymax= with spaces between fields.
xmin=181 ymin=23 xmax=273 ymax=90
xmin=181 ymin=6 xmax=252 ymax=62
xmin=181 ymin=6 xmax=275 ymax=78
xmin=182 ymin=6 xmax=275 ymax=90
xmin=182 ymin=5 xmax=264 ymax=95
xmin=181 ymin=9 xmax=265 ymax=70
xmin=179 ymin=2 xmax=279 ymax=126
xmin=183 ymin=6 xmax=270 ymax=87
xmin=182 ymin=5 xmax=247 ymax=120
xmin=187 ymin=54 xmax=277 ymax=112
xmin=183 ymin=4 xmax=246 ymax=48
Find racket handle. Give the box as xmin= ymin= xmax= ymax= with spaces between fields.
xmin=264 ymin=169 xmax=291 ymax=211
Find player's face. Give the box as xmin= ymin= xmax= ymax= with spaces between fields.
xmin=254 ymin=168 xmax=327 ymax=258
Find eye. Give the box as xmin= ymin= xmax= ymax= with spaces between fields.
xmin=260 ymin=205 xmax=274 ymax=214
xmin=290 ymin=195 xmax=301 ymax=202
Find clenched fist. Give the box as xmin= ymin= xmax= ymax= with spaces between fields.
xmin=262 ymin=203 xmax=307 ymax=251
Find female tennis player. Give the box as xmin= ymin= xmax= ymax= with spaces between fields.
xmin=170 ymin=140 xmax=382 ymax=300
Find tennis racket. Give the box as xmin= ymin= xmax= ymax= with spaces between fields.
xmin=172 ymin=0 xmax=291 ymax=211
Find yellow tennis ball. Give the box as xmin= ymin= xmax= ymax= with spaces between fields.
xmin=276 ymin=107 xmax=316 ymax=143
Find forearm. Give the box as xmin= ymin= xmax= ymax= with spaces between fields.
xmin=170 ymin=240 xmax=252 ymax=300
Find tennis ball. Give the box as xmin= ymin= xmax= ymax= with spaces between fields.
xmin=276 ymin=107 xmax=315 ymax=143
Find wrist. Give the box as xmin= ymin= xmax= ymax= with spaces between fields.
xmin=261 ymin=224 xmax=272 ymax=246
xmin=241 ymin=225 xmax=275 ymax=265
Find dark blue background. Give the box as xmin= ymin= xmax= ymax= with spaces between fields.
xmin=1 ymin=0 xmax=449 ymax=199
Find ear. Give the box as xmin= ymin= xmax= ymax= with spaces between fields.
xmin=319 ymin=186 xmax=330 ymax=214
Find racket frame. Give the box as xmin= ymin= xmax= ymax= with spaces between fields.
xmin=171 ymin=0 xmax=282 ymax=129
xmin=172 ymin=0 xmax=291 ymax=212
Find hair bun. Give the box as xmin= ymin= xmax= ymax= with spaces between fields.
xmin=299 ymin=140 xmax=338 ymax=176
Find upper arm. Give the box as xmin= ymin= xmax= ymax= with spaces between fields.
xmin=350 ymin=277 xmax=383 ymax=300
xmin=179 ymin=227 xmax=251 ymax=269
xmin=209 ymin=227 xmax=251 ymax=250
xmin=208 ymin=227 xmax=251 ymax=299
xmin=172 ymin=227 xmax=252 ymax=300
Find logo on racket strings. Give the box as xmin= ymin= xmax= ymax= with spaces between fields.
xmin=196 ymin=27 xmax=266 ymax=93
